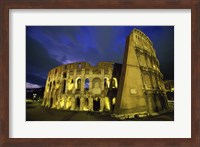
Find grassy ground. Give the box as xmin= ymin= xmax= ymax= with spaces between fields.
xmin=26 ymin=102 xmax=174 ymax=121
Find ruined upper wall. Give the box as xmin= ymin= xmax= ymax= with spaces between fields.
xmin=46 ymin=62 xmax=115 ymax=83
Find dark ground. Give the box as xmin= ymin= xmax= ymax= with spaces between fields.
xmin=26 ymin=101 xmax=174 ymax=121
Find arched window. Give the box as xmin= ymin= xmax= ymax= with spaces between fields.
xmin=110 ymin=78 xmax=118 ymax=88
xmin=49 ymin=82 xmax=52 ymax=91
xmin=62 ymin=80 xmax=66 ymax=93
xmin=76 ymin=97 xmax=80 ymax=110
xmin=63 ymin=72 xmax=66 ymax=78
xmin=92 ymin=77 xmax=101 ymax=89
xmin=104 ymin=78 xmax=109 ymax=89
xmin=76 ymin=78 xmax=81 ymax=90
xmin=78 ymin=63 xmax=82 ymax=68
xmin=84 ymin=78 xmax=89 ymax=91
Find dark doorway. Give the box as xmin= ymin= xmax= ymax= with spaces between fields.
xmin=50 ymin=97 xmax=53 ymax=107
xmin=76 ymin=98 xmax=80 ymax=110
xmin=93 ymin=98 xmax=100 ymax=111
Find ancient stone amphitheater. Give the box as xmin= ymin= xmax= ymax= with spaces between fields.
xmin=42 ymin=28 xmax=169 ymax=117
xmin=42 ymin=61 xmax=121 ymax=112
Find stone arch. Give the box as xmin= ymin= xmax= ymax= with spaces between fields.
xmin=63 ymin=72 xmax=67 ymax=78
xmin=84 ymin=78 xmax=89 ymax=91
xmin=110 ymin=78 xmax=118 ymax=88
xmin=65 ymin=96 xmax=72 ymax=110
xmin=111 ymin=97 xmax=116 ymax=111
xmin=104 ymin=77 xmax=110 ymax=89
xmin=75 ymin=77 xmax=81 ymax=90
xmin=92 ymin=77 xmax=101 ymax=95
xmin=67 ymin=78 xmax=74 ymax=91
xmin=92 ymin=77 xmax=101 ymax=89
xmin=83 ymin=98 xmax=89 ymax=111
xmin=62 ymin=80 xmax=66 ymax=93
xmin=50 ymin=97 xmax=53 ymax=108
xmin=75 ymin=97 xmax=81 ymax=110
xmin=93 ymin=97 xmax=100 ymax=111
xmin=49 ymin=82 xmax=52 ymax=91
xmin=78 ymin=63 xmax=82 ymax=68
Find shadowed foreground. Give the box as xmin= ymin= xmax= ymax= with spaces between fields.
xmin=26 ymin=102 xmax=174 ymax=121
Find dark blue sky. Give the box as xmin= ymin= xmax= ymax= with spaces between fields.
xmin=26 ymin=26 xmax=174 ymax=88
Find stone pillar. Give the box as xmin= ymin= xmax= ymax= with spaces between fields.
xmin=89 ymin=97 xmax=93 ymax=111
xmin=80 ymin=97 xmax=83 ymax=111
xmin=89 ymin=78 xmax=93 ymax=92
xmin=81 ymin=78 xmax=85 ymax=92
xmin=101 ymin=80 xmax=104 ymax=91
xmin=100 ymin=97 xmax=105 ymax=111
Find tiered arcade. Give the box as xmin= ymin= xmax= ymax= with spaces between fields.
xmin=42 ymin=62 xmax=120 ymax=112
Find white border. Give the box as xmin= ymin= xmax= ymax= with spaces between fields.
xmin=9 ymin=9 xmax=191 ymax=138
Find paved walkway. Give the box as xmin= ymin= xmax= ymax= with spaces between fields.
xmin=26 ymin=102 xmax=174 ymax=121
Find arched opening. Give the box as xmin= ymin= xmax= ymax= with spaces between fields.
xmin=50 ymin=97 xmax=53 ymax=108
xmin=67 ymin=78 xmax=74 ymax=91
xmin=62 ymin=80 xmax=66 ymax=93
xmin=84 ymin=78 xmax=89 ymax=91
xmin=92 ymin=78 xmax=101 ymax=89
xmin=83 ymin=98 xmax=89 ymax=111
xmin=63 ymin=72 xmax=66 ymax=78
xmin=104 ymin=78 xmax=109 ymax=89
xmin=49 ymin=82 xmax=52 ymax=91
xmin=111 ymin=97 xmax=116 ymax=111
xmin=78 ymin=63 xmax=82 ymax=68
xmin=110 ymin=78 xmax=118 ymax=89
xmin=66 ymin=97 xmax=72 ymax=110
xmin=93 ymin=98 xmax=100 ymax=111
xmin=59 ymin=96 xmax=65 ymax=109
xmin=75 ymin=97 xmax=80 ymax=110
xmin=75 ymin=78 xmax=81 ymax=90
xmin=92 ymin=78 xmax=101 ymax=95
xmin=153 ymin=94 xmax=159 ymax=112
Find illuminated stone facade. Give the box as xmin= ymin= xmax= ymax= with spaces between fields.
xmin=42 ymin=62 xmax=121 ymax=112
xmin=114 ymin=28 xmax=169 ymax=116
xmin=42 ymin=28 xmax=169 ymax=117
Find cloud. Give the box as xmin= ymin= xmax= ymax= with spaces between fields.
xmin=26 ymin=73 xmax=46 ymax=86
xmin=26 ymin=82 xmax=41 ymax=89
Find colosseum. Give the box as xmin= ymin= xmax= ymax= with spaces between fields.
xmin=42 ymin=28 xmax=169 ymax=118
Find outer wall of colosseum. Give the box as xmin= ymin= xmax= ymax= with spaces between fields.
xmin=114 ymin=29 xmax=169 ymax=116
xmin=42 ymin=62 xmax=121 ymax=112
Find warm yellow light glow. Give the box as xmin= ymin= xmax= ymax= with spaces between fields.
xmin=59 ymin=97 xmax=65 ymax=108
xmin=104 ymin=77 xmax=110 ymax=88
xmin=65 ymin=97 xmax=72 ymax=110
xmin=104 ymin=97 xmax=110 ymax=110
xmin=56 ymin=84 xmax=60 ymax=89
xmin=112 ymin=97 xmax=116 ymax=105
xmin=113 ymin=78 xmax=118 ymax=88
xmin=75 ymin=77 xmax=81 ymax=89
xmin=67 ymin=79 xmax=74 ymax=91
xmin=83 ymin=107 xmax=89 ymax=111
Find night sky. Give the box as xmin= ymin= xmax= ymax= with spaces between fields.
xmin=26 ymin=26 xmax=174 ymax=88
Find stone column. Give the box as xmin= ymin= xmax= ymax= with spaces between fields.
xmin=89 ymin=78 xmax=93 ymax=92
xmin=101 ymin=79 xmax=104 ymax=91
xmin=81 ymin=78 xmax=85 ymax=92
